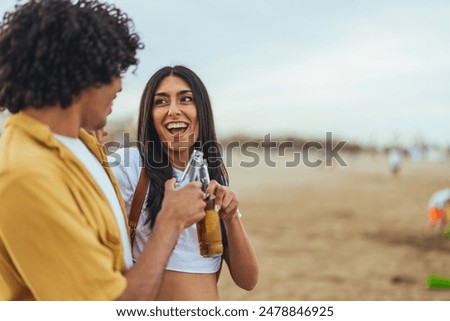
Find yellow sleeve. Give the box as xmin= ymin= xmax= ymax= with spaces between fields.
xmin=0 ymin=169 xmax=127 ymax=300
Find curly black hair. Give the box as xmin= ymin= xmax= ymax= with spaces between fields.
xmin=0 ymin=0 xmax=143 ymax=113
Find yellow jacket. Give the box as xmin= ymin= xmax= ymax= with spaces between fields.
xmin=0 ymin=113 xmax=128 ymax=300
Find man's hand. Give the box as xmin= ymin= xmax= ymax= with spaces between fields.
xmin=159 ymin=178 xmax=206 ymax=230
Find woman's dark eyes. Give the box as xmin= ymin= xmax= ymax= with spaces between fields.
xmin=180 ymin=96 xmax=193 ymax=103
xmin=154 ymin=96 xmax=193 ymax=106
xmin=154 ymin=98 xmax=167 ymax=105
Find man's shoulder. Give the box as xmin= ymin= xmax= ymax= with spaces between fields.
xmin=0 ymin=140 xmax=65 ymax=177
xmin=0 ymin=131 xmax=69 ymax=191
xmin=0 ymin=162 xmax=64 ymax=191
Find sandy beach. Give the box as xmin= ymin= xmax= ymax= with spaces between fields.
xmin=217 ymin=151 xmax=450 ymax=300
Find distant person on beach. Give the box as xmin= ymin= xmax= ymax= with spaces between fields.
xmin=425 ymin=188 xmax=450 ymax=236
xmin=108 ymin=65 xmax=258 ymax=300
xmin=0 ymin=0 xmax=206 ymax=300
xmin=388 ymin=148 xmax=402 ymax=177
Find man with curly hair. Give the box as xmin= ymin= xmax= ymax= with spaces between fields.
xmin=0 ymin=0 xmax=206 ymax=300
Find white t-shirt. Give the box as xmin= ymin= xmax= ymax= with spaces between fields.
xmin=109 ymin=147 xmax=221 ymax=273
xmin=55 ymin=134 xmax=133 ymax=270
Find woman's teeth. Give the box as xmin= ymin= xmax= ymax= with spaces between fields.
xmin=166 ymin=122 xmax=188 ymax=134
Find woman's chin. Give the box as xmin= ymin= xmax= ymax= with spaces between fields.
xmin=166 ymin=143 xmax=193 ymax=154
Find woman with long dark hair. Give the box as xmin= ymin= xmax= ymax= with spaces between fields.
xmin=112 ymin=65 xmax=258 ymax=300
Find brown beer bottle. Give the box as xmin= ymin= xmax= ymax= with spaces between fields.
xmin=197 ymin=160 xmax=223 ymax=257
xmin=176 ymin=150 xmax=223 ymax=257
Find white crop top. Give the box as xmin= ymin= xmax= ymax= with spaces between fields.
xmin=109 ymin=147 xmax=222 ymax=273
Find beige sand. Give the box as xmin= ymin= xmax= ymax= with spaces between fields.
xmin=217 ymin=152 xmax=450 ymax=300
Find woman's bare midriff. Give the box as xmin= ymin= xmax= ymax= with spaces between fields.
xmin=156 ymin=270 xmax=219 ymax=300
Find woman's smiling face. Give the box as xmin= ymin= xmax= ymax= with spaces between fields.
xmin=152 ymin=75 xmax=199 ymax=156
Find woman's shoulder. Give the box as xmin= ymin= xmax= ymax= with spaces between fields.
xmin=108 ymin=146 xmax=142 ymax=187
xmin=109 ymin=146 xmax=140 ymax=163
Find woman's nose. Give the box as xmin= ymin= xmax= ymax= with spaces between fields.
xmin=168 ymin=101 xmax=181 ymax=116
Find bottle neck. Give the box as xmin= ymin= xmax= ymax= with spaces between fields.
xmin=199 ymin=161 xmax=210 ymax=192
xmin=176 ymin=149 xmax=204 ymax=188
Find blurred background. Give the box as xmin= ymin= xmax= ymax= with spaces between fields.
xmin=2 ymin=0 xmax=450 ymax=151
xmin=1 ymin=0 xmax=450 ymax=300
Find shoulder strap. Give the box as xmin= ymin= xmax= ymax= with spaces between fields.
xmin=128 ymin=167 xmax=149 ymax=248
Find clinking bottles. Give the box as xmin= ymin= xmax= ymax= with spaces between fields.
xmin=176 ymin=150 xmax=223 ymax=257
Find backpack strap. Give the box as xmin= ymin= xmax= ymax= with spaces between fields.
xmin=128 ymin=167 xmax=149 ymax=248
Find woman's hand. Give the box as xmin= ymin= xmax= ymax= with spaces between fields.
xmin=206 ymin=181 xmax=258 ymax=291
xmin=86 ymin=128 xmax=108 ymax=144
xmin=205 ymin=180 xmax=238 ymax=221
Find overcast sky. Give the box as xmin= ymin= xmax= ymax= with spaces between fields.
xmin=1 ymin=0 xmax=449 ymax=147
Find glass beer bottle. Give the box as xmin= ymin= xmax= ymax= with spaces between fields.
xmin=176 ymin=149 xmax=203 ymax=187
xmin=175 ymin=150 xmax=223 ymax=257
xmin=196 ymin=160 xmax=223 ymax=257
